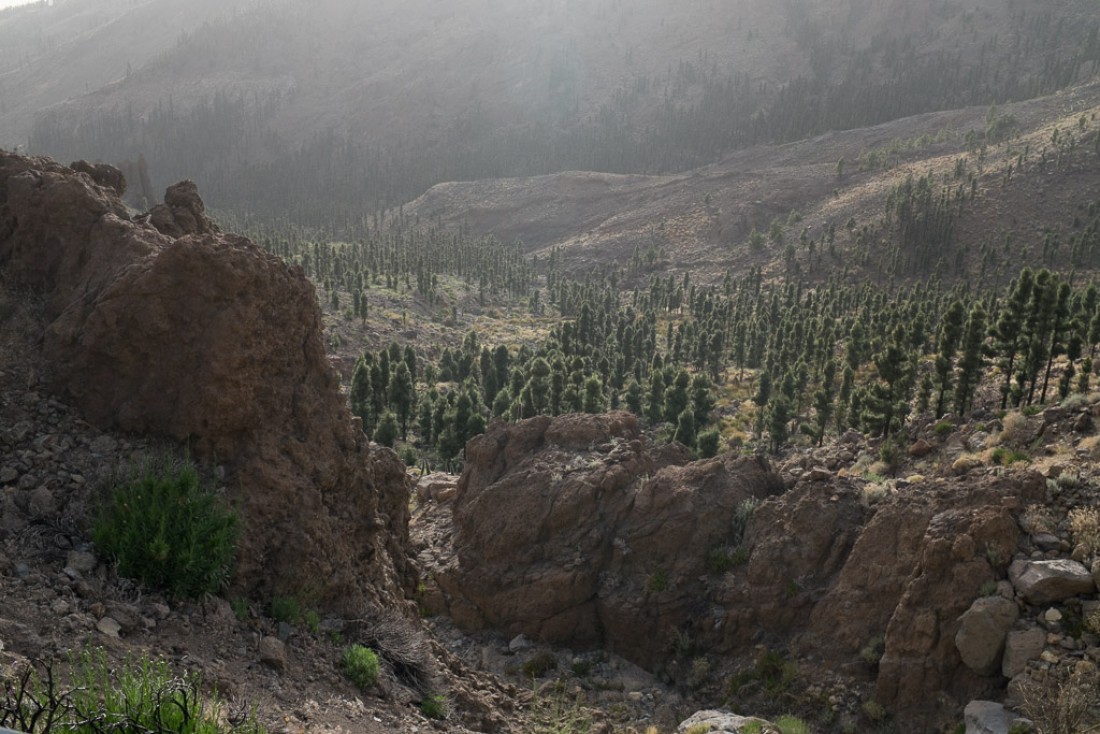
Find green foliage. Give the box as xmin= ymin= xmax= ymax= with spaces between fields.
xmin=0 ymin=649 xmax=264 ymax=734
xmin=269 ymin=597 xmax=301 ymax=625
xmin=341 ymin=645 xmax=380 ymax=690
xmin=522 ymin=652 xmax=559 ymax=679
xmin=373 ymin=410 xmax=399 ymax=448
xmin=991 ymin=447 xmax=1029 ymax=466
xmin=933 ymin=419 xmax=956 ymax=436
xmin=419 ymin=695 xmax=448 ymax=720
xmin=230 ymin=597 xmax=249 ymax=622
xmin=697 ymin=428 xmax=721 ymax=458
xmin=860 ymin=636 xmax=885 ymax=668
xmin=303 ymin=610 xmax=321 ymax=634
xmin=773 ymin=716 xmax=811 ymax=734
xmin=727 ymin=650 xmax=798 ymax=697
xmin=645 ymin=569 xmax=670 ymax=593
xmin=93 ymin=458 xmax=237 ymax=599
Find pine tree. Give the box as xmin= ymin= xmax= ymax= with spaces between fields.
xmin=374 ymin=411 xmax=398 ymax=448
xmin=994 ymin=268 xmax=1033 ymax=409
xmin=673 ymin=408 xmax=697 ymax=448
xmin=953 ymin=303 xmax=987 ymax=417
xmin=934 ymin=300 xmax=966 ymax=417
xmin=583 ymin=375 xmax=605 ymax=413
xmin=388 ymin=362 xmax=416 ymax=438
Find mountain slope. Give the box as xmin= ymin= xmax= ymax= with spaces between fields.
xmin=404 ymin=79 xmax=1100 ymax=286
xmin=11 ymin=0 xmax=1099 ymax=224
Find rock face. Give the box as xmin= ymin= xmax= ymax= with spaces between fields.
xmin=0 ymin=151 xmax=413 ymax=614
xmin=419 ymin=413 xmax=1046 ymax=732
xmin=425 ymin=412 xmax=784 ymax=664
xmin=1008 ymin=559 xmax=1096 ymax=605
xmin=1002 ymin=628 xmax=1045 ymax=678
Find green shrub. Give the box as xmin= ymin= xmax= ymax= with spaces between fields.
xmin=93 ymin=458 xmax=237 ymax=599
xmin=697 ymin=428 xmax=721 ymax=458
xmin=230 ymin=597 xmax=249 ymax=622
xmin=991 ymin=447 xmax=1029 ymax=466
xmin=774 ymin=715 xmax=811 ymax=734
xmin=269 ymin=597 xmax=301 ymax=625
xmin=522 ymin=652 xmax=558 ymax=679
xmin=341 ymin=645 xmax=380 ymax=690
xmin=933 ymin=419 xmax=956 ymax=436
xmin=303 ymin=610 xmax=321 ymax=634
xmin=419 ymin=694 xmax=448 ymax=720
xmin=645 ymin=569 xmax=669 ymax=593
xmin=731 ymin=497 xmax=759 ymax=546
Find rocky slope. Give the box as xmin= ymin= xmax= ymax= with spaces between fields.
xmin=0 ymin=150 xmax=413 ymax=613
xmin=415 ymin=406 xmax=1100 ymax=732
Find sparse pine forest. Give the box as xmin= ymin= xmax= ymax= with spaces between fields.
xmin=241 ymin=200 xmax=1100 ymax=473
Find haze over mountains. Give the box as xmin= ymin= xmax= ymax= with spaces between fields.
xmin=2 ymin=0 xmax=1097 ymax=234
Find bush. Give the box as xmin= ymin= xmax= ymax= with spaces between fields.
xmin=933 ymin=419 xmax=956 ymax=436
xmin=269 ymin=597 xmax=301 ymax=625
xmin=1069 ymin=507 xmax=1100 ymax=555
xmin=0 ymin=649 xmax=264 ymax=734
xmin=419 ymin=694 xmax=448 ymax=720
xmin=341 ymin=645 xmax=380 ymax=690
xmin=991 ymin=446 xmax=1029 ymax=466
xmin=697 ymin=429 xmax=721 ymax=458
xmin=93 ymin=458 xmax=237 ymax=599
xmin=522 ymin=652 xmax=559 ymax=679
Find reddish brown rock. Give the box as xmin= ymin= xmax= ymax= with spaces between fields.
xmin=429 ymin=412 xmax=784 ymax=665
xmin=0 ymin=150 xmax=413 ymax=615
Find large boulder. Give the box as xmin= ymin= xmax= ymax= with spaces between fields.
xmin=963 ymin=701 xmax=1026 ymax=734
xmin=1009 ymin=559 xmax=1096 ymax=605
xmin=955 ymin=597 xmax=1019 ymax=676
xmin=0 ymin=151 xmax=413 ymax=614
xmin=428 ymin=412 xmax=785 ymax=665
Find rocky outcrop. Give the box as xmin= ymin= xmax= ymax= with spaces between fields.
xmin=422 ymin=412 xmax=784 ymax=665
xmin=0 ymin=151 xmax=413 ymax=614
xmin=417 ymin=412 xmax=1050 ymax=732
xmin=146 ymin=180 xmax=217 ymax=238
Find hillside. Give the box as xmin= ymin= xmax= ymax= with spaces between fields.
xmin=405 ymin=79 xmax=1100 ymax=286
xmin=7 ymin=0 xmax=1098 ymax=226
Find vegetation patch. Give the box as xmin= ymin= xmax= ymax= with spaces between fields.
xmin=93 ymin=457 xmax=237 ymax=599
xmin=341 ymin=645 xmax=380 ymax=690
xmin=0 ymin=649 xmax=263 ymax=734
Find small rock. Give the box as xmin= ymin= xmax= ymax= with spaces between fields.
xmin=1010 ymin=559 xmax=1096 ymax=605
xmin=953 ymin=456 xmax=983 ymax=475
xmin=89 ymin=436 xmax=118 ymax=454
xmin=677 ymin=710 xmax=772 ymax=734
xmin=1032 ymin=533 xmax=1061 ymax=552
xmin=1043 ymin=608 xmax=1063 ymax=625
xmin=0 ymin=467 xmax=18 ymax=484
xmin=1003 ymin=628 xmax=1046 ymax=678
xmin=807 ymin=466 xmax=832 ymax=482
xmin=96 ymin=617 xmax=121 ymax=638
xmin=258 ymin=636 xmax=287 ymax=671
xmin=908 ymin=439 xmax=933 ymax=458
xmin=509 ymin=634 xmax=533 ymax=653
xmin=963 ymin=700 xmax=1020 ymax=734
xmin=66 ymin=550 xmax=98 ymax=575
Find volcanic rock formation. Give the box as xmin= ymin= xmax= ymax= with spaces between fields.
xmin=0 ymin=151 xmax=413 ymax=614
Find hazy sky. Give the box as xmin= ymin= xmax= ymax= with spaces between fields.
xmin=0 ymin=0 xmax=39 ymax=8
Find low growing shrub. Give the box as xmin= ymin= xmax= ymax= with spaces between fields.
xmin=0 ymin=649 xmax=264 ymax=734
xmin=93 ymin=457 xmax=237 ymax=599
xmin=341 ymin=645 xmax=380 ymax=690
